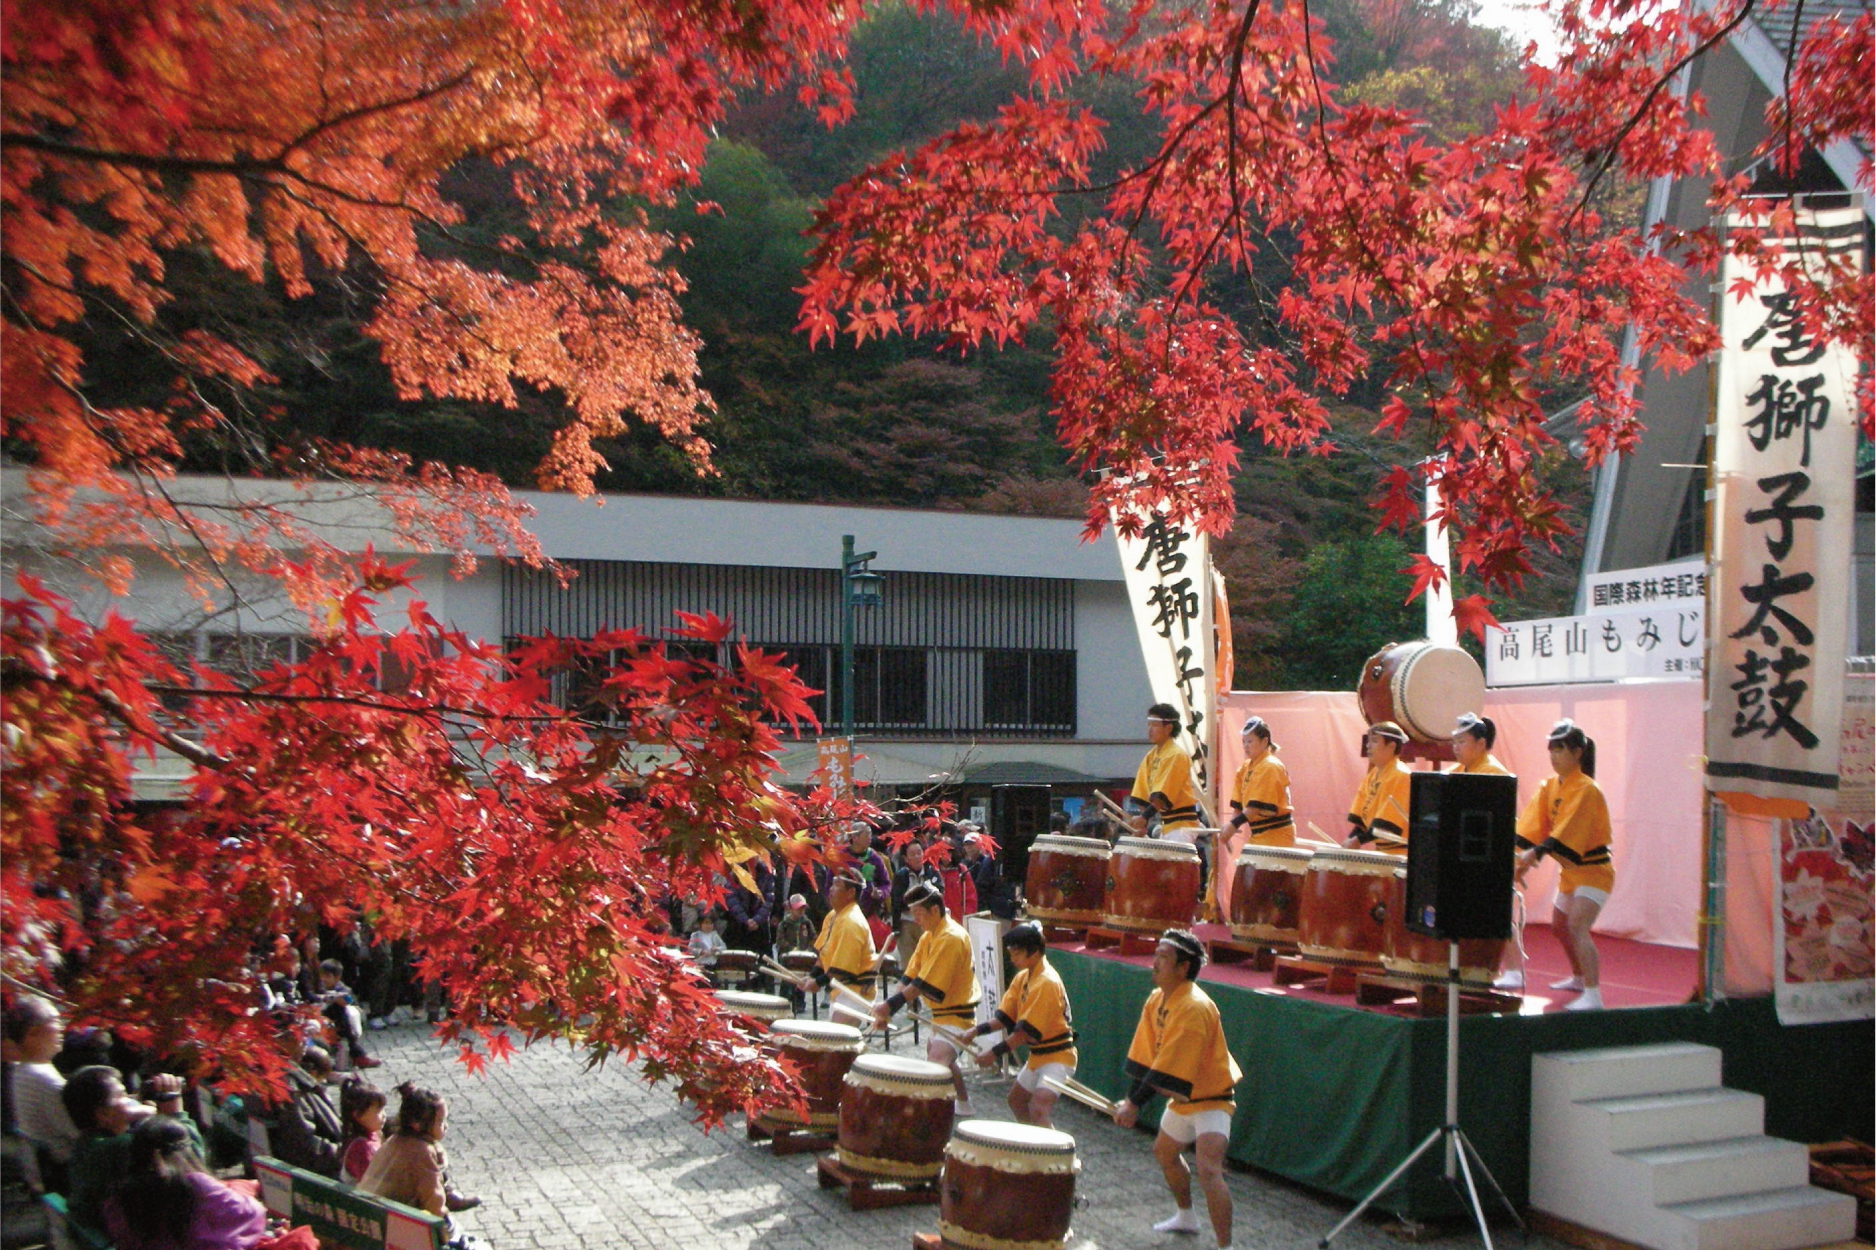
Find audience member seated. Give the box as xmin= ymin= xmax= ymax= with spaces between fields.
xmin=338 ymin=1078 xmax=386 ymax=1184
xmin=314 ymin=961 xmax=381 ymax=1070
xmin=105 ymin=1115 xmax=317 ymax=1250
xmin=61 ymin=1065 xmax=197 ymax=1234
xmin=267 ymin=1048 xmax=345 ymax=1179
xmin=5 ymin=996 xmax=80 ymax=1189
xmin=355 ymin=1083 xmax=479 ymax=1228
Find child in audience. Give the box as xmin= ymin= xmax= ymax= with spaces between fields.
xmin=338 ymin=1077 xmax=387 ymax=1184
xmin=687 ymin=914 xmax=727 ymax=971
xmin=315 ymin=960 xmax=381 ymax=1070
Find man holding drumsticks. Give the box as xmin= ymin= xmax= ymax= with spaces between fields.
xmin=962 ymin=921 xmax=1077 ymax=1129
xmin=1130 ymin=703 xmax=1202 ymax=844
xmin=873 ymin=882 xmax=981 ymax=1115
xmin=1113 ymin=930 xmax=1242 ymax=1250
xmin=797 ymin=870 xmax=876 ymax=1000
xmin=1344 ymin=720 xmax=1413 ymax=854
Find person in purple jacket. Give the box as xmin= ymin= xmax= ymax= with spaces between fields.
xmin=105 ymin=1116 xmax=308 ymax=1250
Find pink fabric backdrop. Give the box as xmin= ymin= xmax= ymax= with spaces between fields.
xmin=1218 ymin=681 xmax=1708 ymax=949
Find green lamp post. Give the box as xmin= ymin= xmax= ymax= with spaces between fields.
xmin=839 ymin=534 xmax=883 ymax=740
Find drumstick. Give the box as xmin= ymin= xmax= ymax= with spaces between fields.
xmin=758 ymin=956 xmax=799 ymax=982
xmin=1042 ymin=1076 xmax=1118 ymax=1117
xmin=907 ymin=1008 xmax=990 ymax=1059
xmin=1061 ymin=1074 xmax=1113 ymax=1107
xmin=1303 ymin=821 xmax=1341 ymax=849
xmin=1371 ymin=830 xmax=1407 ymax=847
xmin=1096 ymin=792 xmax=1133 ymax=823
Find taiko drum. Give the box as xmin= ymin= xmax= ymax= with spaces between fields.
xmin=1356 ymin=640 xmax=1486 ymax=746
xmin=715 ymin=989 xmax=792 ymax=1027
xmin=713 ymin=949 xmax=760 ymax=985
xmin=754 ymin=1019 xmax=863 ymax=1133
xmin=838 ymin=1053 xmax=956 ymax=1181
xmin=1379 ymin=868 xmax=1504 ymax=984
xmin=1102 ymin=837 xmax=1201 ymax=934
xmin=1297 ymin=848 xmax=1397 ymax=967
xmin=1024 ymin=835 xmax=1111 ymax=925
xmin=940 ymin=1120 xmax=1079 ymax=1250
xmin=1227 ymin=845 xmax=1312 ymax=945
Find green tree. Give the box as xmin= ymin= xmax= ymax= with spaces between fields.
xmin=1275 ymin=534 xmax=1424 ymax=689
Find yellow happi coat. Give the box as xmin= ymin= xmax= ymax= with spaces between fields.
xmin=1124 ymin=979 xmax=1241 ymax=1115
xmin=994 ymin=956 xmax=1077 ymax=1072
xmin=904 ymin=914 xmax=980 ymax=1028
xmin=812 ymin=901 xmax=876 ymax=986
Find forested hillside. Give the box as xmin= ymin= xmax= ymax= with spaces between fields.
xmin=53 ymin=0 xmax=1590 ymax=689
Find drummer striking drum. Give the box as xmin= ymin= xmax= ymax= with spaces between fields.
xmin=1345 ymin=721 xmax=1413 ymax=854
xmin=963 ymin=922 xmax=1076 ymax=1129
xmin=1113 ymin=930 xmax=1242 ymax=1250
xmin=873 ymin=882 xmax=982 ymax=1114
xmin=1131 ymin=702 xmax=1201 ymax=843
xmin=1226 ymin=717 xmax=1294 ymax=846
xmin=797 ymin=871 xmax=876 ymax=1000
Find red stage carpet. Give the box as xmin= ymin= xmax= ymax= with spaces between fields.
xmin=1058 ymin=922 xmax=1697 ymax=1015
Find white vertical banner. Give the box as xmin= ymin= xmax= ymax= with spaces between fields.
xmin=1113 ymin=508 xmax=1217 ymax=804
xmin=964 ymin=914 xmax=1008 ymax=1030
xmin=1705 ymin=207 xmax=1862 ymax=804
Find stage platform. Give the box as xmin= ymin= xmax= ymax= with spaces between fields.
xmin=1049 ymin=927 xmax=1874 ymax=1221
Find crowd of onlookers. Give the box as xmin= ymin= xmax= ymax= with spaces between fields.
xmin=668 ymin=818 xmax=1018 ymax=982
xmin=3 ymin=970 xmax=480 ymax=1250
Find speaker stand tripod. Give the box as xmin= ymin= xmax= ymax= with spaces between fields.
xmin=1318 ymin=942 xmax=1525 ymax=1250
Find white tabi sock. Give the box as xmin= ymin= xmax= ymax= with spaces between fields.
xmin=1153 ymin=1208 xmax=1202 ymax=1233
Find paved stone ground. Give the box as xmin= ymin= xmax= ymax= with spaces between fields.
xmin=356 ymin=1015 xmax=1556 ymax=1250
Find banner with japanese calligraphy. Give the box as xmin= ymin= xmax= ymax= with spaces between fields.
xmin=1773 ymin=807 xmax=1874 ymax=1025
xmin=1706 ymin=206 xmax=1863 ymax=803
xmin=1486 ymin=609 xmax=1703 ymax=686
xmin=1113 ymin=508 xmax=1216 ymax=807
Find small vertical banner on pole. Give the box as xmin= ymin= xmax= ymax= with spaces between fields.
xmin=1705 ymin=206 xmax=1861 ymax=804
xmin=1113 ymin=506 xmax=1216 ymax=799
xmin=817 ymin=736 xmax=853 ymax=798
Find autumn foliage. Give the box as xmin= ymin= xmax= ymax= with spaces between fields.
xmin=1 ymin=0 xmax=1869 ymax=1103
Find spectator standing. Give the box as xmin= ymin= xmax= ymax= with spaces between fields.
xmin=721 ymin=861 xmax=773 ymax=955
xmin=775 ymin=895 xmax=815 ymax=955
xmin=890 ymin=840 xmax=944 ymax=964
xmin=844 ymin=825 xmax=893 ymax=921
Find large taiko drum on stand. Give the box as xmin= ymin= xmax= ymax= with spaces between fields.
xmin=1024 ymin=835 xmax=1111 ymax=925
xmin=716 ymin=989 xmax=792 ymax=1027
xmin=1357 ymin=640 xmax=1486 ymax=745
xmin=1380 ymin=868 xmax=1503 ymax=984
xmin=940 ymin=1120 xmax=1079 ymax=1250
xmin=1297 ymin=849 xmax=1396 ymax=967
xmin=838 ymin=1054 xmax=956 ymax=1181
xmin=1227 ymin=845 xmax=1313 ymax=945
xmin=1103 ymin=837 xmax=1201 ymax=934
xmin=755 ymin=1019 xmax=864 ymax=1133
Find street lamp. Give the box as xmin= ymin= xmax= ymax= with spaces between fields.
xmin=840 ymin=534 xmax=882 ymax=740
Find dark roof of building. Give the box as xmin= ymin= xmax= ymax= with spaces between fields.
xmin=956 ymin=761 xmax=1116 ymax=785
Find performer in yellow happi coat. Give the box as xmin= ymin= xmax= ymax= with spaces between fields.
xmin=1131 ymin=702 xmax=1201 ymax=842
xmin=799 ymin=870 xmax=876 ymax=995
xmin=1114 ymin=930 xmax=1242 ymax=1250
xmin=965 ymin=922 xmax=1077 ymax=1128
xmin=1227 ymin=717 xmax=1295 ymax=846
xmin=1517 ymin=720 xmax=1615 ymax=1012
xmin=1345 ymin=721 xmax=1413 ymax=854
xmin=1449 ymin=712 xmax=1512 ymax=776
xmin=874 ymin=882 xmax=981 ymax=1112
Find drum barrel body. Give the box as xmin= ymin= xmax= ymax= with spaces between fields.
xmin=1102 ymin=838 xmax=1201 ymax=934
xmin=780 ymin=950 xmax=819 ymax=974
xmin=756 ymin=1023 xmax=862 ymax=1132
xmin=838 ymin=1057 xmax=956 ymax=1180
xmin=1356 ymin=640 xmax=1486 ymax=745
xmin=1379 ymin=871 xmax=1503 ymax=984
xmin=1227 ymin=847 xmax=1311 ymax=944
xmin=1024 ymin=836 xmax=1111 ymax=925
xmin=940 ymin=1123 xmax=1077 ymax=1250
xmin=1297 ymin=850 xmax=1395 ymax=966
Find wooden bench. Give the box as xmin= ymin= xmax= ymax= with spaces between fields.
xmin=253 ymin=1155 xmax=448 ymax=1250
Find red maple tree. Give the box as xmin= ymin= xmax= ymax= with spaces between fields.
xmin=2 ymin=0 xmax=1868 ymax=1108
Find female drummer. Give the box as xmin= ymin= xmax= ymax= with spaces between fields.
xmin=1516 ymin=720 xmax=1613 ymax=1011
xmin=1227 ymin=718 xmax=1295 ymax=846
xmin=1345 ymin=721 xmax=1412 ymax=853
xmin=1449 ymin=713 xmax=1511 ymax=775
xmin=967 ymin=922 xmax=1076 ymax=1129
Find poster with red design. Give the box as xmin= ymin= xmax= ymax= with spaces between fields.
xmin=1774 ymin=808 xmax=1874 ymax=1025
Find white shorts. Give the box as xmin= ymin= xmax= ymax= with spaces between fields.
xmin=1557 ymin=885 xmax=1610 ymax=909
xmin=1016 ymin=1062 xmax=1075 ymax=1093
xmin=1158 ymin=1106 xmax=1233 ymax=1144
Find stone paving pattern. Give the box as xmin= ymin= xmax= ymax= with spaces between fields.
xmin=359 ymin=1014 xmax=1561 ymax=1250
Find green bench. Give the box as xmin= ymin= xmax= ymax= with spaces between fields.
xmin=253 ymin=1156 xmax=448 ymax=1250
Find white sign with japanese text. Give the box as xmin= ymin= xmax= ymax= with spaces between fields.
xmin=1582 ymin=558 xmax=1708 ymax=615
xmin=1113 ymin=508 xmax=1216 ymax=800
xmin=1706 ymin=207 xmax=1861 ymax=804
xmin=1487 ymin=609 xmax=1704 ymax=686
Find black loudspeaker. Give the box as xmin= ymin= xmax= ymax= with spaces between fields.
xmin=991 ymin=784 xmax=1052 ymax=878
xmin=1404 ymin=772 xmax=1518 ymax=941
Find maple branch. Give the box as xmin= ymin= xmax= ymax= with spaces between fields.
xmin=1565 ymin=0 xmax=1759 ymax=229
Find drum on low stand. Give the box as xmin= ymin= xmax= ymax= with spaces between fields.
xmin=1227 ymin=845 xmax=1312 ymax=945
xmin=1297 ymin=849 xmax=1396 ymax=967
xmin=780 ymin=950 xmax=820 ymax=976
xmin=940 ymin=1120 xmax=1079 ymax=1250
xmin=1024 ymin=835 xmax=1111 ymax=926
xmin=837 ymin=1053 xmax=956 ymax=1181
xmin=755 ymin=1019 xmax=864 ymax=1133
xmin=715 ymin=949 xmax=760 ymax=986
xmin=1380 ymin=868 xmax=1503 ymax=985
xmin=1357 ymin=640 xmax=1486 ymax=748
xmin=1102 ymin=837 xmax=1201 ymax=934
xmin=716 ymin=989 xmax=792 ymax=1027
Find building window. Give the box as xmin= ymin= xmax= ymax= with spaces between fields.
xmin=846 ymin=647 xmax=927 ymax=728
xmin=983 ymin=650 xmax=1076 ymax=731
